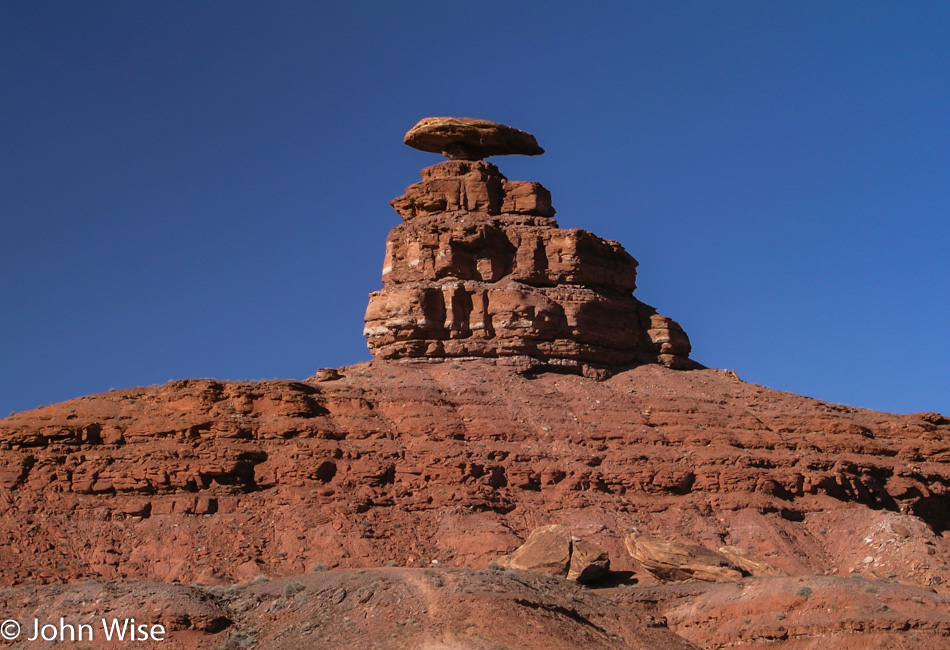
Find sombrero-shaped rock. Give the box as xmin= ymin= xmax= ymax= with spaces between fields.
xmin=404 ymin=117 xmax=544 ymax=160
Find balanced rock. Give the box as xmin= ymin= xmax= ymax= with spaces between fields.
xmin=625 ymin=533 xmax=743 ymax=583
xmin=497 ymin=524 xmax=610 ymax=583
xmin=364 ymin=130 xmax=697 ymax=371
xmin=404 ymin=117 xmax=545 ymax=160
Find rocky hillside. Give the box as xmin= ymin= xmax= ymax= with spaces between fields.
xmin=1 ymin=361 xmax=948 ymax=647
xmin=0 ymin=118 xmax=947 ymax=648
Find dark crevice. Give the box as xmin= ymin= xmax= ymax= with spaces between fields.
xmin=911 ymin=493 xmax=950 ymax=534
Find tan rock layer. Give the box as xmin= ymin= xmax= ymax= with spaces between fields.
xmin=568 ymin=538 xmax=611 ymax=582
xmin=496 ymin=524 xmax=610 ymax=583
xmin=498 ymin=524 xmax=573 ymax=576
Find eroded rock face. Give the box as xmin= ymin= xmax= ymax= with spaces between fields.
xmin=365 ymin=158 xmax=695 ymax=370
xmin=1 ymin=363 xmax=950 ymax=646
xmin=1 ymin=363 xmax=948 ymax=594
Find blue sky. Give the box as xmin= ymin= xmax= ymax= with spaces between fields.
xmin=2 ymin=2 xmax=947 ymax=416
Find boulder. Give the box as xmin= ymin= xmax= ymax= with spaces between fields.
xmin=498 ymin=525 xmax=610 ymax=583
xmin=625 ymin=533 xmax=743 ymax=583
xmin=497 ymin=524 xmax=572 ymax=577
xmin=567 ymin=538 xmax=610 ymax=582
xmin=312 ymin=368 xmax=342 ymax=382
xmin=717 ymin=545 xmax=784 ymax=577
xmin=404 ymin=117 xmax=544 ymax=160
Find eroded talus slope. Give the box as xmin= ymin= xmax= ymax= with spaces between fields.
xmin=0 ymin=361 xmax=947 ymax=594
xmin=0 ymin=568 xmax=696 ymax=650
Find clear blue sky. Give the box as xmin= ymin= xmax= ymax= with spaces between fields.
xmin=2 ymin=2 xmax=948 ymax=416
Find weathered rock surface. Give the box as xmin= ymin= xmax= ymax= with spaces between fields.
xmin=568 ymin=537 xmax=611 ymax=582
xmin=627 ymin=576 xmax=950 ymax=649
xmin=0 ymin=581 xmax=231 ymax=643
xmin=718 ymin=545 xmax=785 ymax=577
xmin=497 ymin=524 xmax=573 ymax=576
xmin=496 ymin=524 xmax=609 ymax=582
xmin=0 ymin=569 xmax=694 ymax=649
xmin=1 ymin=362 xmax=949 ymax=646
xmin=625 ymin=532 xmax=744 ymax=582
xmin=403 ymin=117 xmax=545 ymax=160
xmin=365 ymin=158 xmax=695 ymax=369
xmin=1 ymin=363 xmax=948 ymax=588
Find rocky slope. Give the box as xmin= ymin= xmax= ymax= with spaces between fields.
xmin=1 ymin=567 xmax=697 ymax=649
xmin=1 ymin=361 xmax=948 ymax=647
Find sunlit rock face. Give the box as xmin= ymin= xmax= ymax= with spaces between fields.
xmin=364 ymin=121 xmax=696 ymax=371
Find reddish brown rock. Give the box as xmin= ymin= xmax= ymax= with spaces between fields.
xmin=2 ymin=363 xmax=947 ymax=594
xmin=0 ymin=363 xmax=949 ymax=646
xmin=0 ymin=581 xmax=231 ymax=638
xmin=366 ymin=158 xmax=697 ymax=370
xmin=403 ymin=117 xmax=544 ymax=160
xmin=656 ymin=576 xmax=950 ymax=649
xmin=0 ymin=569 xmax=695 ymax=649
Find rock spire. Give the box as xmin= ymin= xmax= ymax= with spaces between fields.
xmin=364 ymin=118 xmax=696 ymax=373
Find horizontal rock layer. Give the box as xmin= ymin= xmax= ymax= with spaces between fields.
xmin=366 ymin=161 xmax=694 ymax=368
xmin=0 ymin=362 xmax=947 ymax=592
xmin=1 ymin=362 xmax=949 ymax=647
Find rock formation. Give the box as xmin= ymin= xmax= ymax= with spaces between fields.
xmin=1 ymin=363 xmax=949 ymax=646
xmin=403 ymin=116 xmax=545 ymax=160
xmin=365 ymin=119 xmax=696 ymax=372
xmin=625 ymin=532 xmax=744 ymax=582
xmin=496 ymin=524 xmax=610 ymax=583
xmin=0 ymin=119 xmax=948 ymax=648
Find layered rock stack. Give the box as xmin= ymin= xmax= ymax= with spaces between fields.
xmin=364 ymin=117 xmax=696 ymax=371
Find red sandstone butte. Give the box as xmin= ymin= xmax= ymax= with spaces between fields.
xmin=365 ymin=159 xmax=695 ymax=371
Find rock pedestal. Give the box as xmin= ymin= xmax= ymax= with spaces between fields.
xmin=364 ymin=121 xmax=697 ymax=371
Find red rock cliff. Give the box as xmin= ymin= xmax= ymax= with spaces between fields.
xmin=364 ymin=158 xmax=695 ymax=370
